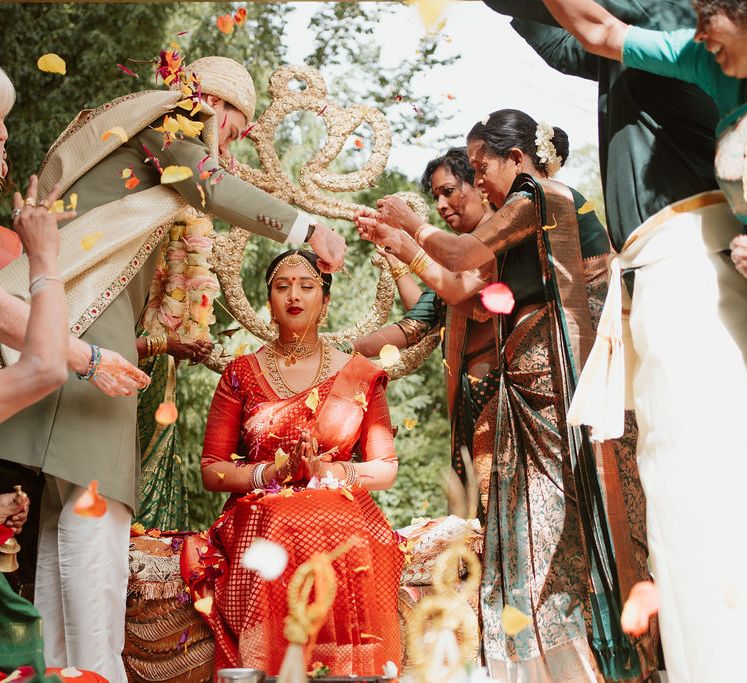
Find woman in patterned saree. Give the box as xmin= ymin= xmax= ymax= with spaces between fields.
xmin=357 ymin=109 xmax=654 ymax=681
xmin=182 ymin=249 xmax=402 ymax=677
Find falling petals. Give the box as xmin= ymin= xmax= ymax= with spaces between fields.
xmin=501 ymin=604 xmax=532 ymax=636
xmin=305 ymin=386 xmax=320 ymax=413
xmin=354 ymin=565 xmax=370 ymax=573
xmin=216 ymin=472 xmax=226 ymax=480
xmin=353 ymin=138 xmax=364 ymax=149
xmin=274 ymin=447 xmax=289 ymax=471
xmin=378 ymin=344 xmax=401 ymax=368
xmin=230 ymin=452 xmax=245 ymax=461
xmin=101 ymin=127 xmax=129 ymax=144
xmin=542 ymin=215 xmax=558 ymax=231
xmin=403 ymin=417 xmax=418 ymax=430
xmin=161 ymin=165 xmax=194 ymax=184
xmin=67 ymin=193 xmax=78 ymax=211
xmin=125 ymin=175 xmax=140 ymax=190
xmin=361 ymin=632 xmax=384 ymax=642
xmin=415 ymin=0 xmax=451 ymax=29
xmin=37 ymin=53 xmax=66 ymax=75
xmin=176 ymin=114 xmax=204 ymax=138
xmin=130 ymin=522 xmax=146 ymax=536
xmin=241 ymin=538 xmax=288 ymax=579
xmin=193 ymin=596 xmax=213 ymax=615
xmin=216 ymin=14 xmax=235 ymax=34
xmin=577 ymin=200 xmax=596 ymax=215
xmin=116 ymin=63 xmax=139 ymax=79
xmin=621 ymin=581 xmax=659 ymax=637
xmin=480 ymin=282 xmax=515 ymax=315
xmin=59 ymin=669 xmax=83 ymax=679
xmin=341 ymin=487 xmax=355 ymax=501
xmin=73 ymin=480 xmax=107 ymax=518
xmin=51 ymin=199 xmax=65 ymax=214
xmin=155 ymin=401 xmax=178 ymax=425
xmin=80 ymin=231 xmax=104 ymax=251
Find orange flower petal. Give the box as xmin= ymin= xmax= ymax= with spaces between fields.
xmin=216 ymin=14 xmax=235 ymax=34
xmin=101 ymin=127 xmax=129 ymax=143
xmin=0 ymin=226 xmax=22 ymax=269
xmin=124 ymin=176 xmax=140 ymax=190
xmin=155 ymin=401 xmax=178 ymax=426
xmin=73 ymin=480 xmax=107 ymax=518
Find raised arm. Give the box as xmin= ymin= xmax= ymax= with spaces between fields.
xmin=540 ymin=0 xmax=628 ymax=60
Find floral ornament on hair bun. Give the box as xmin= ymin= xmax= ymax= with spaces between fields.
xmin=535 ymin=121 xmax=562 ymax=178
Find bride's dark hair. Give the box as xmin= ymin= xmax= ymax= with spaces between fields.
xmin=265 ymin=249 xmax=332 ymax=296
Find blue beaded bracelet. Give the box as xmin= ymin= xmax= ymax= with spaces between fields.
xmin=76 ymin=344 xmax=102 ymax=381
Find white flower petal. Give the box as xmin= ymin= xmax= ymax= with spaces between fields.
xmin=241 ymin=538 xmax=288 ymax=580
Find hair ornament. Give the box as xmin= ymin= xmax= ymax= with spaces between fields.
xmin=266 ymin=252 xmax=323 ymax=287
xmin=535 ymin=121 xmax=562 ymax=177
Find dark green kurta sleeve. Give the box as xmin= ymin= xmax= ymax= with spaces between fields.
xmin=402 ymin=288 xmax=442 ymax=329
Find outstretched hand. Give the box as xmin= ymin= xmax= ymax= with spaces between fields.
xmin=375 ymin=195 xmax=421 ymax=233
xmin=168 ymin=339 xmax=213 ymax=363
xmin=91 ymin=348 xmax=150 ymax=396
xmin=730 ymin=235 xmax=747 ymax=279
xmin=354 ymin=209 xmax=403 ymax=255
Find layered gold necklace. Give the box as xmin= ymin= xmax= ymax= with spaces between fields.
xmin=266 ymin=339 xmax=331 ymax=398
xmin=272 ymin=337 xmax=320 ymax=367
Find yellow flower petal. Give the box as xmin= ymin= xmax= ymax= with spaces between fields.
xmin=378 ymin=343 xmax=401 ymax=368
xmin=275 ymin=447 xmax=289 ymax=471
xmin=415 ymin=0 xmax=451 ymax=29
xmin=67 ymin=193 xmax=78 ymax=211
xmin=101 ymin=126 xmax=129 ymax=143
xmin=353 ymin=565 xmax=370 ymax=573
xmin=176 ymin=114 xmax=204 ymax=138
xmin=403 ymin=417 xmax=418 ymax=430
xmin=37 ymin=53 xmax=66 ymax=75
xmin=216 ymin=472 xmax=226 ymax=480
xmin=230 ymin=452 xmax=245 ymax=461
xmin=341 ymin=487 xmax=354 ymax=501
xmin=354 ymin=392 xmax=368 ymax=411
xmin=80 ymin=231 xmax=103 ymax=251
xmin=51 ymin=199 xmax=65 ymax=214
xmin=130 ymin=522 xmax=145 ymax=535
xmin=279 ymin=488 xmax=294 ymax=497
xmin=120 ymin=168 xmax=132 ymax=179
xmin=159 ymin=115 xmax=180 ymax=134
xmin=193 ymin=596 xmax=213 ymax=615
xmin=439 ymin=326 xmax=446 ymax=342
xmin=577 ymin=200 xmax=596 ymax=215
xmin=161 ymin=165 xmax=194 ymax=184
xmin=542 ymin=214 xmax=558 ymax=231
xmin=305 ymin=386 xmax=320 ymax=413
xmin=502 ymin=605 xmax=532 ymax=636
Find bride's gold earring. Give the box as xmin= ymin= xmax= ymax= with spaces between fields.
xmin=269 ymin=313 xmax=279 ymax=335
xmin=318 ymin=305 xmax=328 ymax=327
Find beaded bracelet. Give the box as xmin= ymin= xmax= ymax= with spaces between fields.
xmin=76 ymin=344 xmax=102 ymax=382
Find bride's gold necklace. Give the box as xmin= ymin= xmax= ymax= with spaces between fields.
xmin=266 ymin=340 xmax=331 ymax=398
xmin=272 ymin=338 xmax=320 ymax=367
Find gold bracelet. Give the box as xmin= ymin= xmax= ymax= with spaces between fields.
xmin=409 ymin=248 xmax=431 ymax=278
xmin=148 ymin=335 xmax=168 ymax=357
xmin=390 ymin=264 xmax=410 ymax=281
xmin=413 ymin=223 xmax=433 ymax=245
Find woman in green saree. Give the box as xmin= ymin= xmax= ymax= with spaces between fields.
xmin=357 ymin=109 xmax=654 ymax=681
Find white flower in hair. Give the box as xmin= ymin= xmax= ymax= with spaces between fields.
xmin=535 ymin=121 xmax=562 ymax=177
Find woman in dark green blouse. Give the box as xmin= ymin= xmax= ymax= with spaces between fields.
xmin=357 ymin=109 xmax=653 ymax=681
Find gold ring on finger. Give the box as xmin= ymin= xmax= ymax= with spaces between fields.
xmin=24 ymin=197 xmax=36 ymax=207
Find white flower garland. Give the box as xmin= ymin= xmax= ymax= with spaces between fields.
xmin=142 ymin=208 xmax=219 ymax=343
xmin=535 ymin=121 xmax=562 ymax=177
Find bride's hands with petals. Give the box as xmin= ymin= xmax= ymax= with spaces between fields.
xmin=90 ymin=348 xmax=151 ymax=396
xmin=280 ymin=429 xmax=317 ymax=482
xmin=375 ymin=195 xmax=421 ymax=234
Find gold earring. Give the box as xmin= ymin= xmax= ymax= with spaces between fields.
xmin=318 ymin=306 xmax=328 ymax=327
xmin=269 ymin=315 xmax=279 ymax=335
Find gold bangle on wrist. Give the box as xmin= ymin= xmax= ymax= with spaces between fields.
xmin=409 ymin=248 xmax=431 ymax=278
xmin=390 ymin=264 xmax=410 ymax=281
xmin=413 ymin=223 xmax=432 ymax=245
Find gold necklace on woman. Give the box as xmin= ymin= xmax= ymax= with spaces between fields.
xmin=272 ymin=337 xmax=320 ymax=367
xmin=266 ymin=339 xmax=331 ymax=398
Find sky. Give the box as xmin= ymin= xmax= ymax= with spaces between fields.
xmin=282 ymin=1 xmax=600 ymax=186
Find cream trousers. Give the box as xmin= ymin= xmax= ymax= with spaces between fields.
xmin=35 ymin=475 xmax=131 ymax=683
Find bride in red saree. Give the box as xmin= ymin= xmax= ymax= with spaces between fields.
xmin=182 ymin=250 xmax=402 ymax=677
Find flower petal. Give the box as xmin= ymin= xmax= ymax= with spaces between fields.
xmin=116 ymin=63 xmax=139 ymax=78
xmin=480 ymin=282 xmax=515 ymax=315
xmin=241 ymin=538 xmax=288 ymax=580
xmin=0 ymin=227 xmax=22 ymax=269
xmin=73 ymin=480 xmax=107 ymax=518
xmin=577 ymin=200 xmax=596 ymax=215
xmin=501 ymin=604 xmax=532 ymax=636
xmin=354 ymin=392 xmax=368 ymax=411
xmin=124 ymin=176 xmax=140 ymax=190
xmin=621 ymin=581 xmax=659 ymax=637
xmin=101 ymin=127 xmax=129 ymax=143
xmin=403 ymin=417 xmax=418 ymax=430
xmin=80 ymin=231 xmax=104 ymax=251
xmin=378 ymin=344 xmax=401 ymax=368
xmin=305 ymin=386 xmax=320 ymax=413
xmin=161 ymin=165 xmax=194 ymax=184
xmin=155 ymin=401 xmax=178 ymax=425
xmin=193 ymin=596 xmax=213 ymax=615
xmin=37 ymin=53 xmax=66 ymax=75
xmin=274 ymin=447 xmax=289 ymax=471
xmin=216 ymin=14 xmax=235 ymax=34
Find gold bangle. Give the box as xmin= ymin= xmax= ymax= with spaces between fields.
xmin=413 ymin=223 xmax=432 ymax=245
xmin=390 ymin=264 xmax=410 ymax=281
xmin=409 ymin=248 xmax=431 ymax=278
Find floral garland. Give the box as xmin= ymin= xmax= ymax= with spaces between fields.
xmin=535 ymin=121 xmax=562 ymax=178
xmin=142 ymin=208 xmax=219 ymax=343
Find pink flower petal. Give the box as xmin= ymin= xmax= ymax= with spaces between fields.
xmin=480 ymin=282 xmax=515 ymax=314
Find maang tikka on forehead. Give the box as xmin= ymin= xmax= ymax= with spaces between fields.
xmin=266 ymin=252 xmax=323 ymax=287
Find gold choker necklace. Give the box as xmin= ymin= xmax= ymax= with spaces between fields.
xmin=271 ymin=338 xmax=320 ymax=367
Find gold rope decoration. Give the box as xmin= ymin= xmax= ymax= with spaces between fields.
xmin=406 ymin=541 xmax=481 ymax=683
xmin=277 ymin=538 xmax=357 ymax=683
